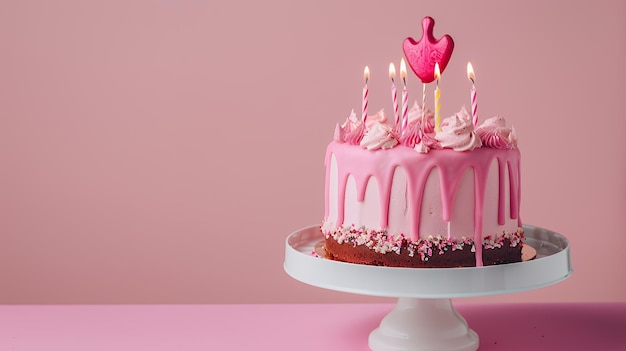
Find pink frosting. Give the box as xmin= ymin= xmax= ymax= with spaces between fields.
xmin=341 ymin=109 xmax=360 ymax=133
xmin=435 ymin=107 xmax=482 ymax=151
xmin=333 ymin=123 xmax=344 ymax=143
xmin=414 ymin=132 xmax=441 ymax=153
xmin=476 ymin=116 xmax=518 ymax=149
xmin=339 ymin=105 xmax=519 ymax=152
xmin=364 ymin=109 xmax=388 ymax=129
xmin=399 ymin=102 xmax=435 ymax=148
xmin=324 ymin=142 xmax=522 ymax=267
xmin=360 ymin=121 xmax=399 ymax=150
xmin=344 ymin=123 xmax=364 ymax=145
xmin=338 ymin=109 xmax=398 ymax=150
xmin=406 ymin=101 xmax=435 ymax=133
xmin=340 ymin=110 xmax=364 ymax=145
xmin=400 ymin=122 xmax=421 ymax=148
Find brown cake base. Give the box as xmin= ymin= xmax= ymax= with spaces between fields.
xmin=323 ymin=236 xmax=523 ymax=268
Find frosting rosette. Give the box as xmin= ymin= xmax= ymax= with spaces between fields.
xmin=414 ymin=132 xmax=441 ymax=153
xmin=406 ymin=101 xmax=435 ymax=133
xmin=475 ymin=116 xmax=518 ymax=149
xmin=435 ymin=106 xmax=482 ymax=152
xmin=340 ymin=109 xmax=365 ymax=145
xmin=333 ymin=123 xmax=344 ymax=143
xmin=399 ymin=121 xmax=421 ymax=148
xmin=364 ymin=109 xmax=388 ymax=129
xmin=344 ymin=123 xmax=365 ymax=145
xmin=341 ymin=109 xmax=360 ymax=133
xmin=360 ymin=120 xmax=398 ymax=150
xmin=399 ymin=102 xmax=435 ymax=148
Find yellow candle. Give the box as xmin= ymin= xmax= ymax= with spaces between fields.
xmin=434 ymin=62 xmax=441 ymax=132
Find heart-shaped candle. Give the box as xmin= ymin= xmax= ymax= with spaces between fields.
xmin=402 ymin=17 xmax=455 ymax=83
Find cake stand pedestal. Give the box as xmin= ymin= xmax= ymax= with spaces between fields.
xmin=284 ymin=225 xmax=572 ymax=351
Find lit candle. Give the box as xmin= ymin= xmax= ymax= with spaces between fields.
xmin=362 ymin=66 xmax=370 ymax=122
xmin=434 ymin=62 xmax=441 ymax=132
xmin=389 ymin=63 xmax=399 ymax=127
xmin=400 ymin=58 xmax=408 ymax=134
xmin=467 ymin=62 xmax=478 ymax=127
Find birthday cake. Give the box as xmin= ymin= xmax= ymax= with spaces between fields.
xmin=321 ymin=17 xmax=524 ymax=268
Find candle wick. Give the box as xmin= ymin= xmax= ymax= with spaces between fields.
xmin=403 ymin=77 xmax=406 ymax=86
xmin=391 ymin=77 xmax=394 ymax=83
xmin=470 ymin=77 xmax=475 ymax=84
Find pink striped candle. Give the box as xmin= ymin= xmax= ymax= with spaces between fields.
xmin=362 ymin=66 xmax=370 ymax=122
xmin=400 ymin=58 xmax=408 ymax=134
xmin=467 ymin=62 xmax=478 ymax=127
xmin=389 ymin=63 xmax=399 ymax=127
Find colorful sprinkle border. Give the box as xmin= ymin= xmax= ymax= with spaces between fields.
xmin=321 ymin=221 xmax=524 ymax=262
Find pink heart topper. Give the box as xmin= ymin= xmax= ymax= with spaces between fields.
xmin=402 ymin=17 xmax=455 ymax=83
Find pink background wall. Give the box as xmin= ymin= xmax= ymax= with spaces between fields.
xmin=0 ymin=0 xmax=624 ymax=304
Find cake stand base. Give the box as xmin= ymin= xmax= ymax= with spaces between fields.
xmin=369 ymin=297 xmax=478 ymax=351
xmin=284 ymin=225 xmax=572 ymax=351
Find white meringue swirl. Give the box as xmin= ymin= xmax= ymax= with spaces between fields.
xmin=360 ymin=121 xmax=398 ymax=150
xmin=435 ymin=106 xmax=482 ymax=152
xmin=364 ymin=109 xmax=388 ymax=129
xmin=475 ymin=116 xmax=517 ymax=149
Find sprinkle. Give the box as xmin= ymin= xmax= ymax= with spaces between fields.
xmin=320 ymin=220 xmax=524 ymax=262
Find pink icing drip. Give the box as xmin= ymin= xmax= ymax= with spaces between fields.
xmin=473 ymin=164 xmax=486 ymax=266
xmin=324 ymin=142 xmax=521 ymax=267
xmin=517 ymin=157 xmax=522 ymax=228
xmin=498 ymin=158 xmax=506 ymax=225
xmin=507 ymin=160 xmax=520 ymax=220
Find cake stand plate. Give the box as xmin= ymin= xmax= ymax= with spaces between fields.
xmin=284 ymin=225 xmax=572 ymax=351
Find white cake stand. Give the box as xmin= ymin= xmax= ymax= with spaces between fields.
xmin=283 ymin=225 xmax=572 ymax=351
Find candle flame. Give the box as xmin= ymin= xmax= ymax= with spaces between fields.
xmin=400 ymin=58 xmax=407 ymax=80
xmin=467 ymin=62 xmax=475 ymax=83
xmin=364 ymin=66 xmax=370 ymax=83
xmin=434 ymin=62 xmax=441 ymax=81
xmin=389 ymin=63 xmax=396 ymax=81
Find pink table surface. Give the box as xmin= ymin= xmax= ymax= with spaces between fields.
xmin=0 ymin=303 xmax=624 ymax=350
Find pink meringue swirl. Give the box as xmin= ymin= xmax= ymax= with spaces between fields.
xmin=406 ymin=101 xmax=435 ymax=133
xmin=364 ymin=109 xmax=388 ymax=129
xmin=344 ymin=123 xmax=365 ymax=145
xmin=475 ymin=116 xmax=518 ymax=149
xmin=341 ymin=109 xmax=360 ymax=133
xmin=333 ymin=123 xmax=345 ymax=143
xmin=399 ymin=102 xmax=435 ymax=148
xmin=360 ymin=121 xmax=398 ymax=150
xmin=435 ymin=106 xmax=482 ymax=152
xmin=399 ymin=121 xmax=421 ymax=148
xmin=340 ymin=110 xmax=365 ymax=145
xmin=414 ymin=131 xmax=441 ymax=153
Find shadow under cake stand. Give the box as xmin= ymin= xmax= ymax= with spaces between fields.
xmin=284 ymin=225 xmax=572 ymax=351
